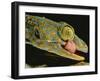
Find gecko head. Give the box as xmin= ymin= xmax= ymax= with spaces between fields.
xmin=25 ymin=15 xmax=88 ymax=61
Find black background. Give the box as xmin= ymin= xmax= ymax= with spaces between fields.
xmin=25 ymin=12 xmax=89 ymax=67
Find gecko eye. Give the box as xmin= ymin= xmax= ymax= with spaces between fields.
xmin=35 ymin=29 xmax=40 ymax=39
xmin=61 ymin=27 xmax=74 ymax=41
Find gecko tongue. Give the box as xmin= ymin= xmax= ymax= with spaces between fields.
xmin=64 ymin=40 xmax=76 ymax=53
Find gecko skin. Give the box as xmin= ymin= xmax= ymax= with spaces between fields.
xmin=25 ymin=15 xmax=88 ymax=61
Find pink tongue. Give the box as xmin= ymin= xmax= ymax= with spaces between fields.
xmin=64 ymin=40 xmax=76 ymax=53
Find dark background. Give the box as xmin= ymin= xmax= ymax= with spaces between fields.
xmin=25 ymin=12 xmax=89 ymax=67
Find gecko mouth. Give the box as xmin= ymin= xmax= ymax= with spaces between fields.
xmin=25 ymin=39 xmax=85 ymax=61
xmin=61 ymin=40 xmax=85 ymax=61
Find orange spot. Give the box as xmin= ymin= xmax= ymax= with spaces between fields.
xmin=51 ymin=32 xmax=56 ymax=35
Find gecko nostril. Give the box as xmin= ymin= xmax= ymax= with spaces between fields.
xmin=35 ymin=29 xmax=40 ymax=39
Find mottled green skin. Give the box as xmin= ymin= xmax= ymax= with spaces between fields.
xmin=25 ymin=15 xmax=88 ymax=61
